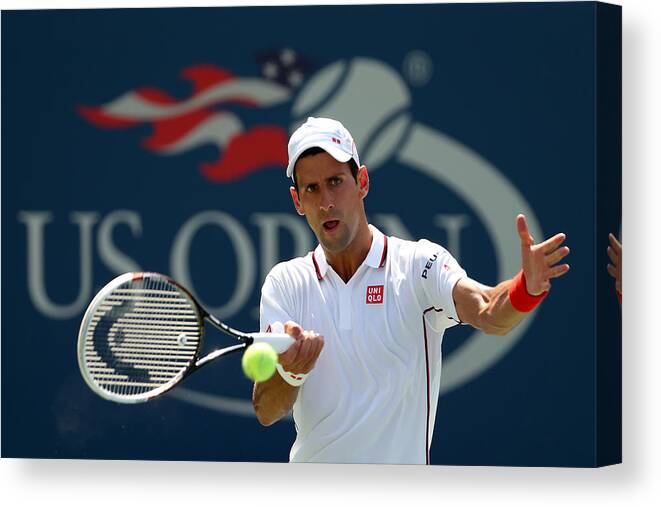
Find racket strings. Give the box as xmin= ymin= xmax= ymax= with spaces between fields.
xmin=83 ymin=276 xmax=201 ymax=398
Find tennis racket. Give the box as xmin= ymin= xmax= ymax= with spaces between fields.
xmin=77 ymin=272 xmax=293 ymax=404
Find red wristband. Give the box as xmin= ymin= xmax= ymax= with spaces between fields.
xmin=616 ymin=289 xmax=622 ymax=305
xmin=508 ymin=270 xmax=548 ymax=312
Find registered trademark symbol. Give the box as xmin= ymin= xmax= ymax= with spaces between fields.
xmin=403 ymin=50 xmax=433 ymax=87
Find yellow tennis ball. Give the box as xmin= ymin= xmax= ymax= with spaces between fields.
xmin=242 ymin=342 xmax=278 ymax=382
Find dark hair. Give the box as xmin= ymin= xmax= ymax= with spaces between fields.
xmin=292 ymin=147 xmax=359 ymax=192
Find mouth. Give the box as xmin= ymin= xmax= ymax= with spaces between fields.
xmin=322 ymin=220 xmax=340 ymax=232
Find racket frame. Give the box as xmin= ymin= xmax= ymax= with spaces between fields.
xmin=78 ymin=272 xmax=267 ymax=404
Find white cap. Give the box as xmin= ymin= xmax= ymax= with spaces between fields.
xmin=286 ymin=117 xmax=360 ymax=180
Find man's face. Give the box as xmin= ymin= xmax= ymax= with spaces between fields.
xmin=290 ymin=151 xmax=368 ymax=253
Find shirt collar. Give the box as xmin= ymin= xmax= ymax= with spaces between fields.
xmin=311 ymin=224 xmax=388 ymax=281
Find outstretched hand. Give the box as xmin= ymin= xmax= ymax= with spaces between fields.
xmin=516 ymin=214 xmax=570 ymax=296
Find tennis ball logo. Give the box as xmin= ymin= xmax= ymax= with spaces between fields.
xmin=291 ymin=58 xmax=413 ymax=171
xmin=242 ymin=342 xmax=278 ymax=382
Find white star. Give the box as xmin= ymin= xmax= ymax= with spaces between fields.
xmin=280 ymin=48 xmax=296 ymax=66
xmin=263 ymin=62 xmax=278 ymax=79
xmin=288 ymin=70 xmax=303 ymax=88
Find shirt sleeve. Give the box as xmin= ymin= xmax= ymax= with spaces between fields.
xmin=259 ymin=273 xmax=295 ymax=333
xmin=413 ymin=239 xmax=467 ymax=329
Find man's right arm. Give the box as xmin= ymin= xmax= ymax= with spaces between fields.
xmin=252 ymin=321 xmax=324 ymax=426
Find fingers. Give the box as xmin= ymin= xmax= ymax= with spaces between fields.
xmin=548 ymin=264 xmax=570 ymax=279
xmin=516 ymin=214 xmax=535 ymax=246
xmin=607 ymin=264 xmax=618 ymax=279
xmin=278 ymin=339 xmax=302 ymax=366
xmin=607 ymin=246 xmax=617 ymax=265
xmin=608 ymin=233 xmax=622 ymax=254
xmin=278 ymin=321 xmax=304 ymax=364
xmin=284 ymin=321 xmax=304 ymax=340
xmin=545 ymin=245 xmax=570 ymax=266
xmin=298 ymin=333 xmax=325 ymax=372
xmin=298 ymin=335 xmax=314 ymax=361
xmin=607 ymin=246 xmax=620 ymax=266
xmin=539 ymin=232 xmax=567 ymax=254
xmin=607 ymin=236 xmax=622 ymax=292
xmin=278 ymin=325 xmax=324 ymax=375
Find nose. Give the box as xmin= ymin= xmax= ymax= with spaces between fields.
xmin=319 ymin=187 xmax=335 ymax=213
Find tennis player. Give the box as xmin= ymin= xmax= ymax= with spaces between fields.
xmin=254 ymin=117 xmax=571 ymax=464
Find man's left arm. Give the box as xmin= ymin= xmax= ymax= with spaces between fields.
xmin=453 ymin=214 xmax=571 ymax=336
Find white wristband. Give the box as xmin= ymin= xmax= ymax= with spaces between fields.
xmin=276 ymin=363 xmax=307 ymax=387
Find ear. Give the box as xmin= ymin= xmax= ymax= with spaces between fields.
xmin=358 ymin=165 xmax=369 ymax=199
xmin=290 ymin=186 xmax=305 ymax=216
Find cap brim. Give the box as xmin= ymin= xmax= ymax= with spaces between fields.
xmin=286 ymin=141 xmax=353 ymax=179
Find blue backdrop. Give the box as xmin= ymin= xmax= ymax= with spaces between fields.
xmin=1 ymin=2 xmax=621 ymax=466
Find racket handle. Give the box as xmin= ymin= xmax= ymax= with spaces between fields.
xmin=248 ymin=333 xmax=294 ymax=353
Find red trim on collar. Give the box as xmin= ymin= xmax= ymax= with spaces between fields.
xmin=379 ymin=235 xmax=388 ymax=268
xmin=312 ymin=252 xmax=323 ymax=281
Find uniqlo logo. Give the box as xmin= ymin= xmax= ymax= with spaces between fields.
xmin=365 ymin=285 xmax=384 ymax=304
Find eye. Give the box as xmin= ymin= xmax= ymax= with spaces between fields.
xmin=329 ymin=177 xmax=342 ymax=186
xmin=305 ymin=183 xmax=318 ymax=193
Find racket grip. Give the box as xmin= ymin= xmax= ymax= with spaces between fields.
xmin=249 ymin=333 xmax=294 ymax=353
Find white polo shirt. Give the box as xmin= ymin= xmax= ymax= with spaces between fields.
xmin=259 ymin=225 xmax=467 ymax=464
